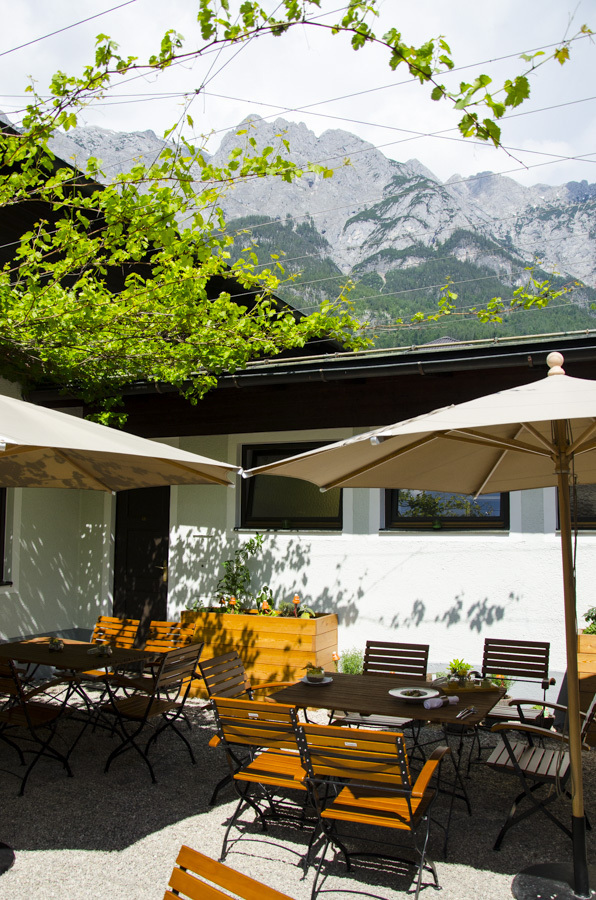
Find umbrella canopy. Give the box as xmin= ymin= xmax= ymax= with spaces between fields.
xmin=245 ymin=351 xmax=595 ymax=898
xmin=244 ymin=357 xmax=596 ymax=494
xmin=0 ymin=393 xmax=238 ymax=490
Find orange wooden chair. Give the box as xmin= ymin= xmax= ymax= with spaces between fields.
xmin=295 ymin=722 xmax=449 ymax=900
xmin=209 ymin=696 xmax=309 ymax=861
xmin=200 ymin=651 xmax=296 ymax=805
xmin=111 ymin=619 xmax=196 ymax=694
xmin=164 ymin=845 xmax=294 ymax=900
xmin=101 ymin=642 xmax=204 ymax=783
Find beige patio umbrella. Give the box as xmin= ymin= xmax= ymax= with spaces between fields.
xmin=0 ymin=392 xmax=238 ymax=490
xmin=244 ymin=351 xmax=595 ymax=899
xmin=0 ymin=391 xmax=239 ymax=875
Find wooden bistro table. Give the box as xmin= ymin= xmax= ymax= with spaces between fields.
xmin=0 ymin=637 xmax=154 ymax=716
xmin=0 ymin=638 xmax=156 ymax=773
xmin=270 ymin=671 xmax=505 ymax=729
xmin=271 ymin=671 xmax=505 ymax=849
xmin=0 ymin=637 xmax=153 ymax=674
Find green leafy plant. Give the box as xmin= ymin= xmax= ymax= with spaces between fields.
xmin=447 ymin=658 xmax=473 ymax=678
xmin=187 ymin=533 xmax=274 ymax=613
xmin=276 ymin=594 xmax=315 ymax=618
xmin=0 ymin=5 xmax=587 ymax=417
xmin=305 ymin=662 xmax=325 ymax=681
xmin=583 ymin=607 xmax=596 ymax=634
xmin=338 ymin=647 xmax=364 ymax=675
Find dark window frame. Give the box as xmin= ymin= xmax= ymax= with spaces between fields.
xmin=241 ymin=442 xmax=343 ymax=531
xmin=384 ymin=489 xmax=510 ymax=531
xmin=560 ymin=484 xmax=596 ymax=530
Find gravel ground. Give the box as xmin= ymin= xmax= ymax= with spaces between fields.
xmin=0 ymin=699 xmax=593 ymax=900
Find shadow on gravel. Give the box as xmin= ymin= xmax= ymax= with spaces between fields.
xmin=1 ymin=710 xmax=594 ymax=892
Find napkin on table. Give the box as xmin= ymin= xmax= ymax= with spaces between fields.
xmin=423 ymin=695 xmax=459 ymax=709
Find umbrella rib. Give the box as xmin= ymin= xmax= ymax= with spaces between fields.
xmin=153 ymin=458 xmax=233 ymax=487
xmin=54 ymin=450 xmax=114 ymax=491
xmin=443 ymin=429 xmax=553 ymax=458
xmin=320 ymin=434 xmax=440 ymax=490
xmin=0 ymin=445 xmax=45 ymax=459
xmin=568 ymin=419 xmax=596 ymax=456
xmin=471 ymin=426 xmax=527 ymax=498
xmin=54 ymin=450 xmax=234 ymax=490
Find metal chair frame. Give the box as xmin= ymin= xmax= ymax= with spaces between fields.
xmin=200 ymin=651 xmax=296 ymax=805
xmin=294 ymin=721 xmax=449 ymax=900
xmin=486 ymin=694 xmax=596 ymax=849
xmin=210 ymin=696 xmax=310 ymax=862
xmin=101 ymin=642 xmax=204 ymax=783
xmin=0 ymin=660 xmax=82 ymax=794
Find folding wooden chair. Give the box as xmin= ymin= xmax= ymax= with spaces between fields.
xmin=0 ymin=660 xmax=79 ymax=794
xmin=486 ymin=693 xmax=596 ymax=849
xmin=209 ymin=696 xmax=309 ymax=862
xmin=164 ymin=844 xmax=294 ymax=900
xmin=200 ymin=651 xmax=296 ymax=805
xmin=330 ymin=641 xmax=430 ymax=756
xmin=101 ymin=641 xmax=204 ymax=783
xmin=295 ymin=722 xmax=449 ymax=900
xmin=111 ymin=619 xmax=196 ymax=694
xmin=475 ymin=638 xmax=556 ymax=725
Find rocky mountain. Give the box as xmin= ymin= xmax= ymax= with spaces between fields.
xmin=49 ymin=117 xmax=596 ymax=346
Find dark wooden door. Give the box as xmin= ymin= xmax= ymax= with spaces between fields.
xmin=113 ymin=487 xmax=170 ymax=636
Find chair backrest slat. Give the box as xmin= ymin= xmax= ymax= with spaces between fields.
xmin=212 ymin=696 xmax=299 ymax=753
xmin=581 ymin=694 xmax=596 ymax=742
xmin=164 ymin=845 xmax=294 ymax=900
xmin=92 ymin=615 xmax=140 ymax=649
xmin=144 ymin=619 xmax=195 ymax=653
xmin=154 ymin=643 xmax=204 ymax=700
xmin=364 ymin=640 xmax=429 ymax=680
xmin=200 ymin=652 xmax=252 ymax=699
xmin=482 ymin=639 xmax=551 ymax=683
xmin=296 ymin=722 xmax=411 ymax=789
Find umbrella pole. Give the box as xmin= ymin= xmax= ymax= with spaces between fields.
xmin=513 ymin=430 xmax=592 ymax=900
xmin=556 ymin=443 xmax=590 ymax=899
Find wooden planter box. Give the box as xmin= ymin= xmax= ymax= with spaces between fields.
xmin=181 ymin=610 xmax=338 ymax=698
xmin=578 ymin=632 xmax=596 ymax=746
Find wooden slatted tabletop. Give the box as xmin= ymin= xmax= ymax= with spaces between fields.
xmin=0 ymin=638 xmax=153 ymax=671
xmin=270 ymin=672 xmax=505 ymax=727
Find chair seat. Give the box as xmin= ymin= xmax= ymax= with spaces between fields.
xmin=0 ymin=701 xmax=63 ymax=728
xmin=332 ymin=712 xmax=416 ymax=729
xmin=235 ymin=749 xmax=307 ymax=790
xmin=102 ymin=695 xmax=178 ymax=720
xmin=487 ymin=739 xmax=570 ymax=781
xmin=483 ymin=701 xmax=554 ymax=727
xmin=321 ymin=782 xmax=435 ymax=830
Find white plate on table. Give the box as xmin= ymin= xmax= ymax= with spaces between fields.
xmin=388 ymin=687 xmax=440 ymax=703
xmin=301 ymin=676 xmax=333 ymax=686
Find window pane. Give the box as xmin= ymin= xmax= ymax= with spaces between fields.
xmin=242 ymin=444 xmax=342 ymax=530
xmin=386 ymin=489 xmax=508 ymax=530
xmin=570 ymin=484 xmax=596 ymax=527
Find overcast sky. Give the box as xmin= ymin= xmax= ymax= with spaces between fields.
xmin=2 ymin=0 xmax=596 ymax=187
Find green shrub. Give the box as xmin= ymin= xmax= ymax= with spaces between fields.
xmin=339 ymin=647 xmax=364 ymax=675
